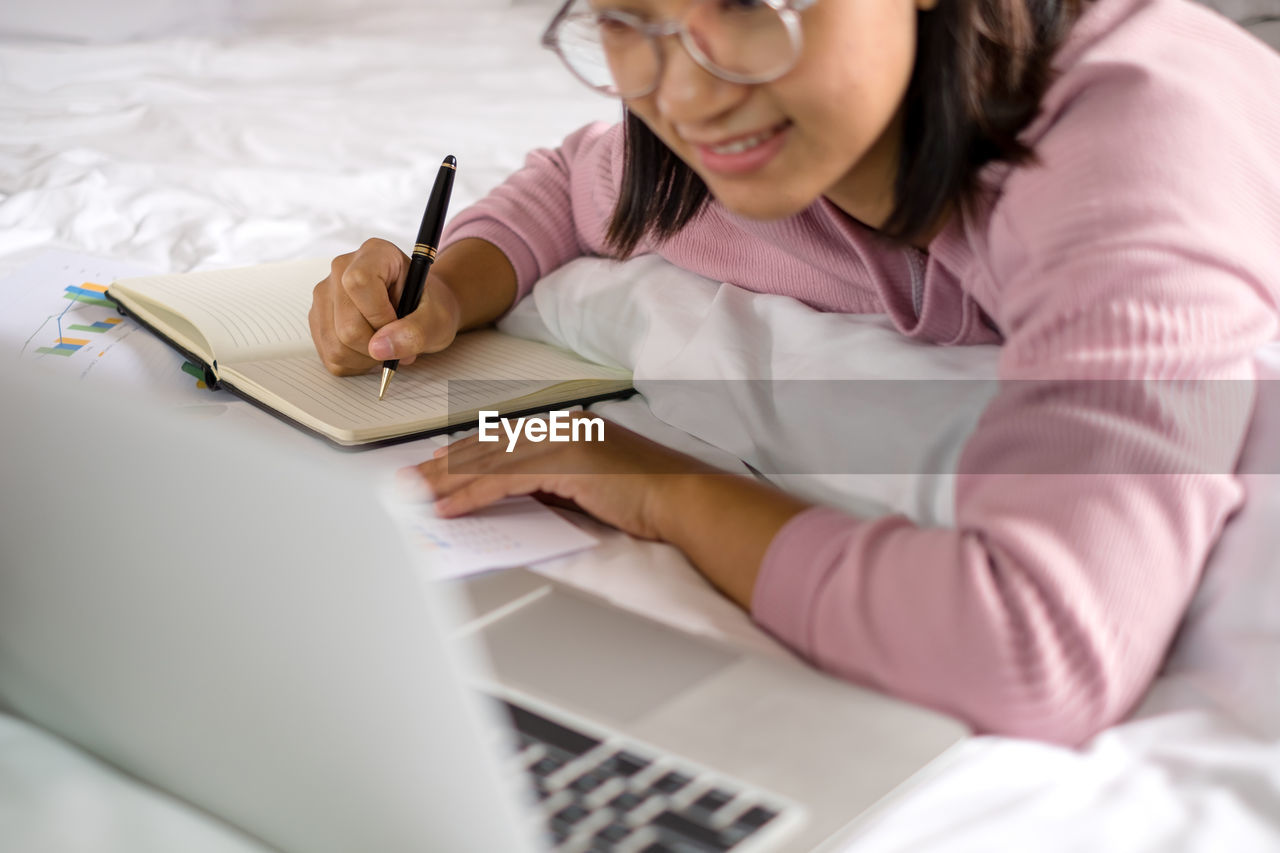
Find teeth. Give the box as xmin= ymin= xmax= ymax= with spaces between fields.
xmin=709 ymin=129 xmax=776 ymax=155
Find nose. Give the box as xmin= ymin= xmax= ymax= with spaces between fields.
xmin=651 ymin=34 xmax=740 ymax=124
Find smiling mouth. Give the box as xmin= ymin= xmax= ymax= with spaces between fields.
xmin=704 ymin=122 xmax=791 ymax=155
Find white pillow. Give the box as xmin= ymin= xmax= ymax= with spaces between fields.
xmin=1249 ymin=18 xmax=1280 ymax=50
xmin=516 ymin=256 xmax=1280 ymax=737
xmin=1160 ymin=344 xmax=1280 ymax=738
xmin=1194 ymin=0 xmax=1280 ymax=23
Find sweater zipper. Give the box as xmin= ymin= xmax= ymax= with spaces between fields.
xmin=906 ymin=250 xmax=925 ymax=319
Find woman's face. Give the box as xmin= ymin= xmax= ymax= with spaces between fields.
xmin=618 ymin=0 xmax=932 ymax=224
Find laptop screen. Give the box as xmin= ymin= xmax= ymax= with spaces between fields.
xmin=0 ymin=362 xmax=537 ymax=853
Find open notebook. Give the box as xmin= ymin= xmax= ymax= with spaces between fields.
xmin=107 ymin=258 xmax=633 ymax=447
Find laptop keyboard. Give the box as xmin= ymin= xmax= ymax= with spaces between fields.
xmin=499 ymin=698 xmax=786 ymax=853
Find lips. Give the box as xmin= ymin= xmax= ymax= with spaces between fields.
xmin=694 ymin=121 xmax=790 ymax=152
xmin=707 ymin=125 xmax=785 ymax=154
xmin=692 ymin=121 xmax=792 ymax=176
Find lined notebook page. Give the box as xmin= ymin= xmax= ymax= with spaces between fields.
xmin=113 ymin=258 xmax=330 ymax=362
xmin=229 ymin=329 xmax=631 ymax=442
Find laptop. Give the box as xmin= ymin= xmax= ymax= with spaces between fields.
xmin=0 ymin=360 xmax=967 ymax=853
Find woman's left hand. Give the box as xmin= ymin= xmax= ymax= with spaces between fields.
xmin=410 ymin=413 xmax=714 ymax=542
xmin=412 ymin=412 xmax=813 ymax=609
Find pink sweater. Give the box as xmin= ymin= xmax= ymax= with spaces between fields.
xmin=443 ymin=0 xmax=1280 ymax=744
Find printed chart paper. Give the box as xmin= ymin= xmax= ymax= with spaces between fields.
xmin=387 ymin=494 xmax=600 ymax=580
xmin=0 ymin=249 xmax=226 ymax=400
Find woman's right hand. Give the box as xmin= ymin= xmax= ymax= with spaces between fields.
xmin=308 ymin=237 xmax=462 ymax=376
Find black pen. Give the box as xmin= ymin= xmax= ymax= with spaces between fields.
xmin=378 ymin=154 xmax=457 ymax=400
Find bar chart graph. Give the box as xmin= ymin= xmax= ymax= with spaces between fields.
xmin=32 ymin=280 xmax=123 ymax=360
xmin=36 ymin=336 xmax=91 ymax=357
xmin=2 ymin=251 xmax=204 ymax=396
xmin=68 ymin=317 xmax=123 ymax=334
xmin=61 ymin=282 xmax=114 ymax=308
xmin=1 ymin=250 xmax=258 ymax=418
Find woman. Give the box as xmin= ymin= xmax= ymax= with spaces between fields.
xmin=308 ymin=0 xmax=1280 ymax=744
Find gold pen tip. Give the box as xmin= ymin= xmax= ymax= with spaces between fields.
xmin=378 ymin=367 xmax=393 ymax=401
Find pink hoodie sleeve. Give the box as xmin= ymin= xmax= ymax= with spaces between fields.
xmin=751 ymin=48 xmax=1280 ymax=745
xmin=439 ymin=121 xmax=624 ymax=302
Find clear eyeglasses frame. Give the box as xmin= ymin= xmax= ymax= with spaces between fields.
xmin=540 ymin=0 xmax=819 ymax=100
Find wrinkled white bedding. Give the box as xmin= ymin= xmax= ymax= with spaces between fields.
xmin=1 ymin=4 xmax=1277 ymax=851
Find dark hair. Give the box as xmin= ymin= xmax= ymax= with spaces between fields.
xmin=605 ymin=0 xmax=1088 ymax=257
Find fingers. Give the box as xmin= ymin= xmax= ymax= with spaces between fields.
xmin=412 ymin=414 xmax=624 ymax=511
xmin=434 ymin=472 xmax=546 ymax=517
xmin=367 ymin=315 xmax=429 ymax=362
xmin=310 ymin=264 xmax=379 ymax=375
xmin=368 ymin=274 xmax=461 ymax=362
xmin=417 ymin=435 xmax=523 ymax=492
xmin=413 ymin=433 xmax=566 ymax=516
xmin=339 ymin=238 xmax=405 ymax=331
xmin=312 ymin=238 xmax=449 ymax=375
xmin=331 ymin=239 xmax=406 ymax=356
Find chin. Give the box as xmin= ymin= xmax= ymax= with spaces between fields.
xmin=712 ymin=189 xmax=815 ymax=222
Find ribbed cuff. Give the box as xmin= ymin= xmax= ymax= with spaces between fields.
xmin=751 ymin=505 xmax=864 ymax=656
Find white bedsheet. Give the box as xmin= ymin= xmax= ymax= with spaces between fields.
xmin=1 ymin=4 xmax=1278 ymax=852
xmin=512 ymin=258 xmax=1280 ymax=852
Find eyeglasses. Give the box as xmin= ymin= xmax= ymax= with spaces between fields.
xmin=541 ymin=0 xmax=818 ymax=100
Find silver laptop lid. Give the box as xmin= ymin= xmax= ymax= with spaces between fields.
xmin=0 ymin=362 xmax=536 ymax=853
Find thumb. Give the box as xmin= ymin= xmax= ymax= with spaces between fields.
xmin=367 ymin=316 xmax=430 ymax=361
xmin=368 ymin=276 xmax=460 ymax=361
